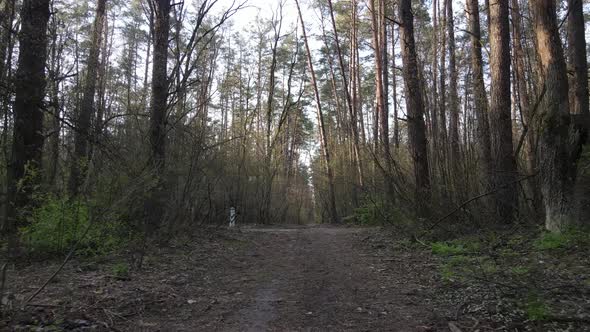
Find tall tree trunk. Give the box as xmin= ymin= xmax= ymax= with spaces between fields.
xmin=512 ymin=0 xmax=542 ymax=214
xmin=467 ymin=0 xmax=492 ymax=189
xmin=391 ymin=22 xmax=399 ymax=149
xmin=295 ymin=0 xmax=339 ymax=224
xmin=438 ymin=0 xmax=447 ymax=143
xmin=379 ymin=0 xmax=390 ymax=160
xmin=446 ymin=0 xmax=460 ymax=166
xmin=327 ymin=0 xmax=363 ymax=190
xmin=0 ymin=0 xmax=13 ymax=93
xmin=69 ymin=0 xmax=107 ymax=196
xmin=531 ymin=0 xmax=580 ymax=232
xmin=5 ymin=0 xmax=51 ymax=234
xmin=352 ymin=1 xmax=366 ymax=146
xmin=567 ymin=0 xmax=589 ymax=154
xmin=399 ymin=0 xmax=431 ymax=218
xmin=146 ymin=0 xmax=171 ymax=234
xmin=369 ymin=0 xmax=393 ymax=199
xmin=489 ymin=0 xmax=517 ymax=223
xmin=431 ymin=0 xmax=439 ymax=151
xmin=47 ymin=17 xmax=62 ymax=189
xmin=0 ymin=0 xmax=16 ymax=174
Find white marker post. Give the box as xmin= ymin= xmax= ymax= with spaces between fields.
xmin=229 ymin=207 xmax=236 ymax=228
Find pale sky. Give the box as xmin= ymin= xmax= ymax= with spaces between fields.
xmin=217 ymin=0 xmax=317 ymax=34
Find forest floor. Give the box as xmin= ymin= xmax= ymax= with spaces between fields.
xmin=1 ymin=224 xmax=590 ymax=331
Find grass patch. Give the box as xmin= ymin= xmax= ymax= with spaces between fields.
xmin=510 ymin=265 xmax=530 ymax=276
xmin=431 ymin=242 xmax=467 ymax=255
xmin=534 ymin=229 xmax=590 ymax=251
xmin=534 ymin=232 xmax=571 ymax=250
xmin=480 ymin=259 xmax=498 ymax=274
xmin=524 ymin=296 xmax=549 ymax=321
xmin=111 ymin=262 xmax=130 ymax=280
xmin=430 ymin=240 xmax=480 ymax=256
xmin=439 ymin=255 xmax=470 ymax=281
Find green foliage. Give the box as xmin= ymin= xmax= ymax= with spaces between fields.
xmin=524 ymin=296 xmax=549 ymax=321
xmin=431 ymin=238 xmax=481 ymax=256
xmin=535 ymin=232 xmax=570 ymax=250
xmin=440 ymin=265 xmax=456 ymax=281
xmin=353 ymin=201 xmax=383 ymax=225
xmin=431 ymin=242 xmax=466 ymax=255
xmin=510 ymin=265 xmax=530 ymax=276
xmin=480 ymin=260 xmax=497 ymax=274
xmin=352 ymin=196 xmax=411 ymax=226
xmin=439 ymin=255 xmax=469 ymax=281
xmin=20 ymin=196 xmax=126 ymax=256
xmin=534 ymin=229 xmax=590 ymax=251
xmin=111 ymin=263 xmax=130 ymax=280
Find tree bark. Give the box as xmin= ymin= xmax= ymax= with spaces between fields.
xmin=567 ymin=0 xmax=589 ymax=154
xmin=489 ymin=0 xmax=517 ymax=223
xmin=399 ymin=0 xmax=431 ymax=218
xmin=145 ymin=0 xmax=171 ymax=234
xmin=431 ymin=0 xmax=439 ymax=154
xmin=531 ymin=0 xmax=579 ymax=232
xmin=391 ymin=22 xmax=399 ymax=149
xmin=438 ymin=0 xmax=447 ymax=143
xmin=47 ymin=16 xmax=62 ymax=189
xmin=368 ymin=0 xmax=383 ymax=156
xmin=446 ymin=0 xmax=460 ymax=165
xmin=467 ymin=0 xmax=492 ymax=189
xmin=379 ymin=0 xmax=390 ymax=159
xmin=5 ymin=0 xmax=51 ymax=234
xmin=69 ymin=0 xmax=107 ymax=196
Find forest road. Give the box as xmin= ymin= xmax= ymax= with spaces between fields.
xmin=207 ymin=226 xmax=439 ymax=331
xmin=5 ymin=225 xmax=444 ymax=331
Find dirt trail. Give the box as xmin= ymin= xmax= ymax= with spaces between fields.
xmin=210 ymin=226 xmax=438 ymax=331
xmin=4 ymin=226 xmax=444 ymax=331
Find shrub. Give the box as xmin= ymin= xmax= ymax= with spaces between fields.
xmin=353 ymin=200 xmax=382 ymax=225
xmin=353 ymin=196 xmax=411 ymax=226
xmin=20 ymin=196 xmax=126 ymax=256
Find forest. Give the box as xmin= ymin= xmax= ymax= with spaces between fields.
xmin=0 ymin=0 xmax=589 ymax=330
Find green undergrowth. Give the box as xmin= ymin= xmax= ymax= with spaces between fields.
xmin=427 ymin=227 xmax=590 ymax=323
xmin=352 ymin=196 xmax=412 ymax=226
xmin=533 ymin=229 xmax=590 ymax=250
xmin=430 ymin=238 xmax=480 ymax=256
xmin=19 ymin=195 xmax=132 ymax=257
xmin=111 ymin=262 xmax=130 ymax=280
xmin=524 ymin=294 xmax=549 ymax=321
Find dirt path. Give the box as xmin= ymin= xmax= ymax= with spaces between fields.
xmin=205 ymin=226 xmax=439 ymax=331
xmin=4 ymin=226 xmax=445 ymax=331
